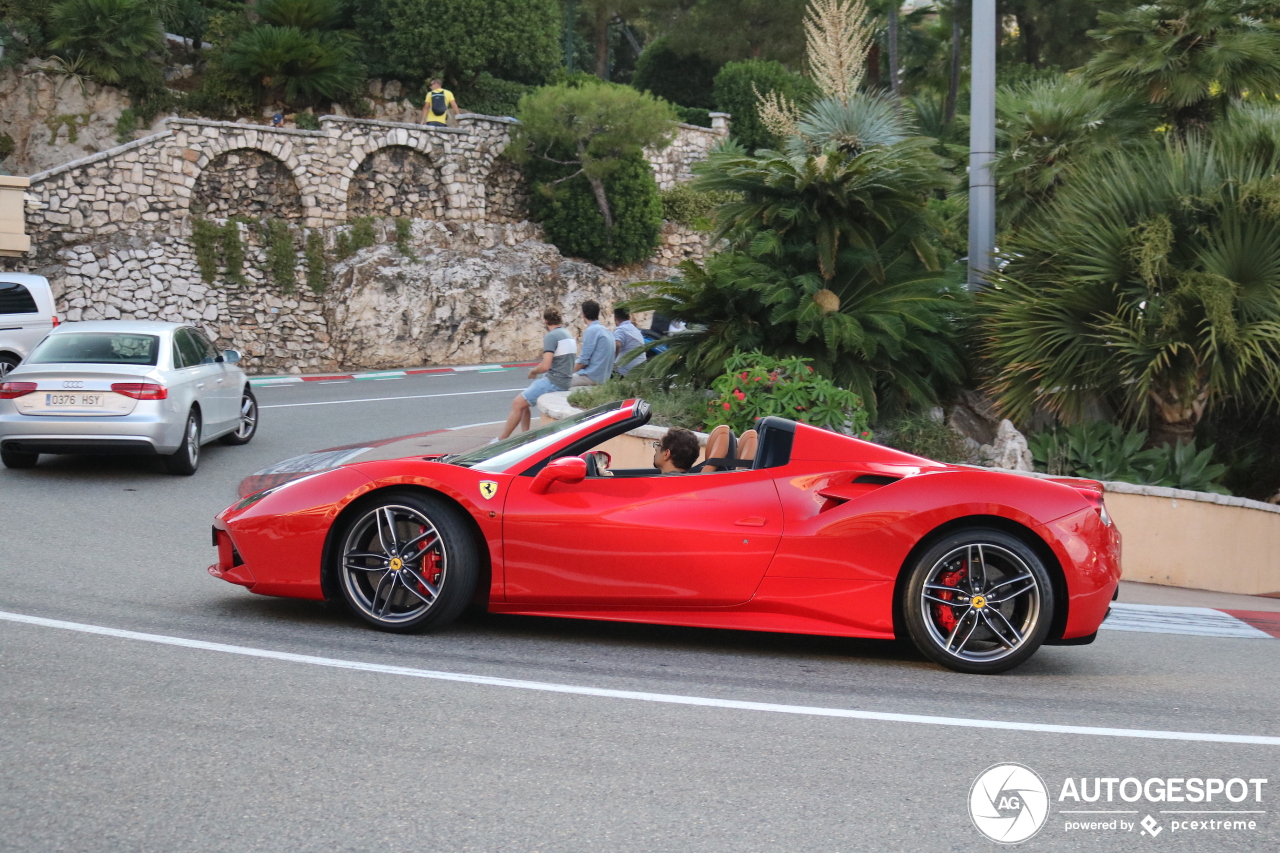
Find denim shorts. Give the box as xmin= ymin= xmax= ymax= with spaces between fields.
xmin=522 ymin=375 xmax=562 ymax=404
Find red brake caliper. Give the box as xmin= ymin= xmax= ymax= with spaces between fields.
xmin=933 ymin=564 xmax=966 ymax=632
xmin=414 ymin=525 xmax=442 ymax=594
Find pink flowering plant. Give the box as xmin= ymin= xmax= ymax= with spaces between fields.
xmin=704 ymin=352 xmax=872 ymax=437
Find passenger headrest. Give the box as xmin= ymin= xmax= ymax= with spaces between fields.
xmin=701 ymin=425 xmax=736 ymax=472
xmin=736 ymin=429 xmax=758 ymax=466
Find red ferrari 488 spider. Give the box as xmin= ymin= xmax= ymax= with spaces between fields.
xmin=210 ymin=399 xmax=1121 ymax=673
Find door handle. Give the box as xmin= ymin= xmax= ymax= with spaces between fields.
xmin=734 ymin=517 xmax=767 ymax=527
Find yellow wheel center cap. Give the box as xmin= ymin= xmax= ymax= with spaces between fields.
xmin=389 ymin=557 xmax=403 ymax=571
xmin=971 ymin=595 xmax=987 ymax=609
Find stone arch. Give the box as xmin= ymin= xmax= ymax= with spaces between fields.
xmin=482 ymin=154 xmax=528 ymax=223
xmin=345 ymin=144 xmax=445 ymax=220
xmin=190 ymin=148 xmax=305 ymax=221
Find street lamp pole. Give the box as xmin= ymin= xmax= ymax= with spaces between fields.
xmin=967 ymin=0 xmax=996 ymax=289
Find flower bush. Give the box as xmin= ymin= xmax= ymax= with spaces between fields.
xmin=704 ymin=352 xmax=871 ymax=437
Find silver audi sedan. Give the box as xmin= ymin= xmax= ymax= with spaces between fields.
xmin=0 ymin=320 xmax=258 ymax=474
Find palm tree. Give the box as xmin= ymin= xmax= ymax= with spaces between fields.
xmin=49 ymin=0 xmax=164 ymax=92
xmin=225 ymin=25 xmax=362 ymax=106
xmin=979 ymin=106 xmax=1280 ymax=445
xmin=1085 ymin=0 xmax=1280 ymax=133
xmin=992 ymin=75 xmax=1158 ymax=233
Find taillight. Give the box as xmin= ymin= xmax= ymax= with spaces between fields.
xmin=111 ymin=382 xmax=168 ymax=400
xmin=0 ymin=382 xmax=37 ymax=399
xmin=51 ymin=316 xmax=60 ymax=327
xmin=1080 ymin=490 xmax=1113 ymax=527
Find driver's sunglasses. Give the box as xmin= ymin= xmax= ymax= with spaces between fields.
xmin=651 ymin=440 xmax=663 ymax=450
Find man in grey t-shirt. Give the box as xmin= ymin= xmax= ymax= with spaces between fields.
xmin=497 ymin=307 xmax=577 ymax=441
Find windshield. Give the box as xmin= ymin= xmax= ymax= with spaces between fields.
xmin=449 ymin=401 xmax=631 ymax=472
xmin=30 ymin=333 xmax=160 ymax=366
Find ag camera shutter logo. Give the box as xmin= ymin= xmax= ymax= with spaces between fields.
xmin=970 ymin=763 xmax=1050 ymax=843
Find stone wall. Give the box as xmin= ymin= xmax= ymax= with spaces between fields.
xmin=11 ymin=112 xmax=727 ymax=373
xmin=646 ymin=117 xmax=730 ymax=190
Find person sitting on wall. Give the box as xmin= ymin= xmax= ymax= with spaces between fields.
xmin=613 ymin=306 xmax=646 ymax=377
xmin=496 ymin=308 xmax=576 ymax=441
xmin=420 ymin=78 xmax=460 ymax=127
xmin=653 ymin=428 xmax=699 ymax=474
xmin=570 ymin=300 xmax=615 ymax=387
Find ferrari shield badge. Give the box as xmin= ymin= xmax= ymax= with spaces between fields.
xmin=478 ymin=481 xmax=498 ymax=500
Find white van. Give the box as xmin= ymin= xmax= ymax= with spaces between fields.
xmin=0 ymin=274 xmax=57 ymax=378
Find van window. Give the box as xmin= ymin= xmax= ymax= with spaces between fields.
xmin=0 ymin=282 xmax=38 ymax=315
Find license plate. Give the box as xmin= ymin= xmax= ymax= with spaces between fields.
xmin=45 ymin=393 xmax=104 ymax=407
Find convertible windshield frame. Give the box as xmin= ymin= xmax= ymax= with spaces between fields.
xmin=448 ymin=400 xmax=633 ymax=473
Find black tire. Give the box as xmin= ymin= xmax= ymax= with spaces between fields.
xmin=1 ymin=444 xmax=38 ymax=469
xmin=334 ymin=490 xmax=479 ymax=634
xmin=0 ymin=353 xmax=19 ymax=379
xmin=162 ymin=409 xmax=201 ymax=475
xmin=903 ymin=527 xmax=1054 ymax=674
xmin=219 ymin=387 xmax=258 ymax=445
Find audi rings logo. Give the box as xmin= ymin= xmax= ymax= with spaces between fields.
xmin=970 ymin=763 xmax=1050 ymax=844
xmin=62 ymin=380 xmax=83 ymax=389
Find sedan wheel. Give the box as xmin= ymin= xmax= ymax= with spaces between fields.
xmin=903 ymin=529 xmax=1054 ymax=674
xmin=162 ymin=410 xmax=201 ymax=475
xmin=335 ymin=491 xmax=479 ymax=633
xmin=220 ymin=389 xmax=258 ymax=445
xmin=0 ymin=354 xmax=18 ymax=378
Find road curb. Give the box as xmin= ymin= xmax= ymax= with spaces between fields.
xmin=249 ymin=362 xmax=538 ymax=387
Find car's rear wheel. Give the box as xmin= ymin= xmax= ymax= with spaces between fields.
xmin=219 ymin=388 xmax=258 ymax=445
xmin=162 ymin=409 xmax=201 ymax=475
xmin=0 ymin=353 xmax=19 ymax=379
xmin=1 ymin=444 xmax=38 ymax=469
xmin=903 ymin=528 xmax=1054 ymax=674
xmin=335 ymin=490 xmax=479 ymax=633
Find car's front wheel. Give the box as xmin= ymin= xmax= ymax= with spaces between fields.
xmin=903 ymin=528 xmax=1054 ymax=674
xmin=335 ymin=490 xmax=479 ymax=633
xmin=162 ymin=409 xmax=201 ymax=475
xmin=219 ymin=388 xmax=258 ymax=445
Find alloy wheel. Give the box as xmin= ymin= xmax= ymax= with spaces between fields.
xmin=918 ymin=542 xmax=1043 ymax=664
xmin=340 ymin=504 xmax=448 ymax=626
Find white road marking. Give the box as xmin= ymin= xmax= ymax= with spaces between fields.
xmin=1102 ymin=603 xmax=1273 ymax=639
xmin=2 ymin=609 xmax=1278 ymax=746
xmin=260 ymin=388 xmax=526 ymax=409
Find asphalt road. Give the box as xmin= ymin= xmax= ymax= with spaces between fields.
xmin=1 ymin=370 xmax=1277 ymax=853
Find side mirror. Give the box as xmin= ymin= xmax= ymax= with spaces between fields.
xmin=223 ymin=349 xmax=242 ymax=364
xmin=530 ymin=456 xmax=587 ymax=494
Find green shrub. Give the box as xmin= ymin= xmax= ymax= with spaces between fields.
xmin=294 ymin=110 xmax=320 ymax=130
xmin=393 ymin=217 xmax=415 ymax=260
xmin=713 ymin=59 xmax=818 ymax=151
xmin=457 ymin=72 xmax=533 ymax=117
xmin=878 ymin=413 xmax=975 ymax=464
xmin=673 ymin=106 xmax=712 ymax=128
xmin=704 ymin=352 xmax=872 ymax=436
xmin=1029 ymin=422 xmax=1230 ymax=494
xmin=567 ymin=375 xmax=708 ymax=431
xmin=114 ymin=108 xmax=138 ymax=143
xmin=304 ymin=229 xmax=326 ymax=293
xmin=658 ymin=184 xmax=733 ymax=228
xmin=191 ymin=218 xmax=222 ymax=283
xmin=349 ymin=216 xmax=376 ymax=250
xmin=632 ymin=37 xmax=721 ymax=110
xmin=0 ymin=132 xmax=13 ymax=162
xmin=225 ymin=24 xmax=361 ymax=107
xmin=263 ymin=219 xmax=296 ymax=291
xmin=334 ymin=231 xmax=352 ymax=260
xmin=528 ymin=152 xmax=663 ymax=267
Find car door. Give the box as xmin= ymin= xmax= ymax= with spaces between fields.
xmin=189 ymin=327 xmax=236 ymax=429
xmin=501 ymin=467 xmax=785 ymax=606
xmin=0 ymin=279 xmax=53 ymax=373
xmin=172 ymin=328 xmax=225 ymax=431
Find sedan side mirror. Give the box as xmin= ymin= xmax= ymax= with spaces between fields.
xmin=530 ymin=456 xmax=587 ymax=494
xmin=223 ymin=349 xmax=242 ymax=364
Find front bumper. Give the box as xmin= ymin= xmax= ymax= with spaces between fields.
xmin=0 ymin=402 xmax=185 ymax=454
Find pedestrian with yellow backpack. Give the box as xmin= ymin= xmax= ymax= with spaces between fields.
xmin=420 ymin=78 xmax=460 ymax=127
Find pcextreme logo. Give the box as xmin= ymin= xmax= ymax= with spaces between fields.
xmin=970 ymin=763 xmax=1051 ymax=843
xmin=969 ymin=765 xmax=1269 ymax=843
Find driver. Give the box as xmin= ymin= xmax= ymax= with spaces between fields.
xmin=653 ymin=429 xmax=699 ymax=474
